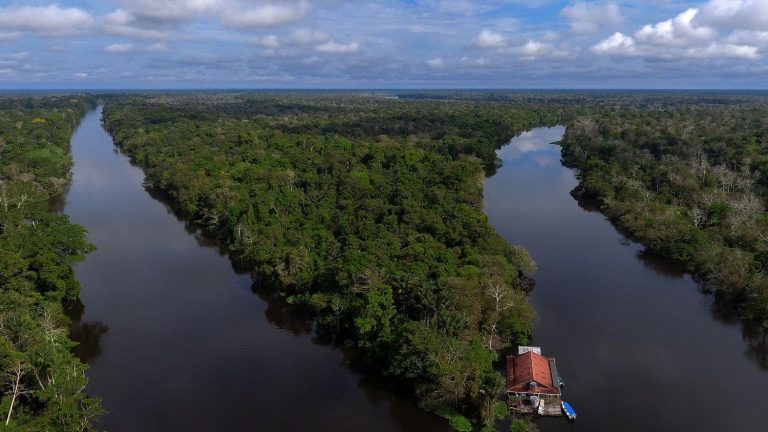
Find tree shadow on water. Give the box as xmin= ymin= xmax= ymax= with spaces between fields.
xmin=65 ymin=299 xmax=109 ymax=363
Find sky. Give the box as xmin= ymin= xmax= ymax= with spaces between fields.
xmin=0 ymin=0 xmax=766 ymax=89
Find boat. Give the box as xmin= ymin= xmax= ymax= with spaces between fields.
xmin=561 ymin=401 xmax=577 ymax=420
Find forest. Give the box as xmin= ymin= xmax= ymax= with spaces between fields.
xmin=0 ymin=95 xmax=102 ymax=431
xmin=100 ymin=93 xmax=581 ymax=430
xmin=560 ymin=99 xmax=768 ymax=325
xmin=4 ymin=90 xmax=768 ymax=431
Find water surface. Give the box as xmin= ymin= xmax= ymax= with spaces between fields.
xmin=65 ymin=107 xmax=448 ymax=432
xmin=484 ymin=127 xmax=768 ymax=432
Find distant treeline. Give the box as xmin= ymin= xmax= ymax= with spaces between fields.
xmin=0 ymin=95 xmax=102 ymax=430
xmin=101 ymin=94 xmax=579 ymax=429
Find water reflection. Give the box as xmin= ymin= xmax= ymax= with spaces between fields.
xmin=65 ymin=299 xmax=109 ymax=363
xmin=484 ymin=126 xmax=768 ymax=432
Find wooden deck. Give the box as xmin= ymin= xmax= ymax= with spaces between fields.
xmin=508 ymin=395 xmax=562 ymax=417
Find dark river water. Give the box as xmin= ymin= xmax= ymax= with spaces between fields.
xmin=64 ymin=107 xmax=448 ymax=432
xmin=484 ymin=127 xmax=768 ymax=432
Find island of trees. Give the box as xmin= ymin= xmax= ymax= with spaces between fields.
xmin=102 ymin=93 xmax=564 ymax=430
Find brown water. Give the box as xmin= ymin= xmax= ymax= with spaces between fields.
xmin=64 ymin=107 xmax=449 ymax=432
xmin=484 ymin=127 xmax=768 ymax=432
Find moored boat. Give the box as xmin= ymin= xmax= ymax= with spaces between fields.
xmin=561 ymin=401 xmax=577 ymax=420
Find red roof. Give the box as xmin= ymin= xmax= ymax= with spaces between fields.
xmin=506 ymin=351 xmax=560 ymax=395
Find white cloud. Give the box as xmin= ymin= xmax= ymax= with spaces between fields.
xmin=427 ymin=57 xmax=445 ymax=69
xmin=113 ymin=0 xmax=219 ymax=22
xmin=593 ymin=30 xmax=759 ymax=60
xmin=592 ymin=32 xmax=636 ymax=56
xmin=462 ymin=56 xmax=489 ymax=67
xmin=219 ymin=0 xmax=311 ymax=28
xmin=289 ymin=28 xmax=330 ymax=45
xmin=701 ymin=0 xmax=768 ymax=31
xmin=0 ymin=31 xmax=21 ymax=42
xmin=102 ymin=9 xmax=173 ymax=40
xmin=316 ymin=40 xmax=360 ymax=54
xmin=105 ymin=43 xmax=134 ymax=53
xmin=685 ymin=42 xmax=759 ymax=59
xmin=560 ymin=2 xmax=622 ymax=34
xmin=726 ymin=30 xmax=768 ymax=48
xmin=507 ymin=39 xmax=572 ymax=60
xmin=72 ymin=72 xmax=89 ymax=79
xmin=0 ymin=4 xmax=93 ymax=35
xmin=475 ymin=29 xmax=505 ymax=48
xmin=636 ymin=8 xmax=715 ymax=46
xmin=516 ymin=40 xmax=555 ymax=59
xmin=254 ymin=34 xmax=280 ymax=48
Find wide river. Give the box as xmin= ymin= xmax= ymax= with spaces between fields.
xmin=65 ymin=108 xmax=768 ymax=432
xmin=484 ymin=127 xmax=768 ymax=432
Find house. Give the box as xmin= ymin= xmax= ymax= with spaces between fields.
xmin=506 ymin=346 xmax=563 ymax=416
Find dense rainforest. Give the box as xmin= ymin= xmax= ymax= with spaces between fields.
xmin=560 ymin=100 xmax=768 ymax=328
xmin=4 ymin=90 xmax=766 ymax=431
xmin=0 ymin=95 xmax=102 ymax=430
xmin=102 ymin=91 xmax=768 ymax=429
xmin=102 ymin=93 xmax=578 ymax=430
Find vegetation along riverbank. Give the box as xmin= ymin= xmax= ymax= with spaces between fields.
xmin=560 ymin=99 xmax=768 ymax=328
xmin=0 ymin=95 xmax=102 ymax=430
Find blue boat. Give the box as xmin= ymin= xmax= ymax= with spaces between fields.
xmin=561 ymin=401 xmax=577 ymax=420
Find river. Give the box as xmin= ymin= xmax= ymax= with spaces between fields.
xmin=64 ymin=107 xmax=448 ymax=431
xmin=484 ymin=127 xmax=768 ymax=432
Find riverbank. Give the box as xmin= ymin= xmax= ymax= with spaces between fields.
xmin=484 ymin=126 xmax=768 ymax=432
xmin=0 ymin=95 xmax=102 ymax=430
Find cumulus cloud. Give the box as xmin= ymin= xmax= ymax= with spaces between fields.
xmin=0 ymin=4 xmax=93 ymax=35
xmin=289 ymin=28 xmax=330 ymax=45
xmin=112 ymin=0 xmax=219 ymax=23
xmin=685 ymin=42 xmax=759 ymax=59
xmin=701 ymin=0 xmax=768 ymax=31
xmin=560 ymin=2 xmax=622 ymax=34
xmin=636 ymin=8 xmax=715 ymax=46
xmin=726 ymin=30 xmax=768 ymax=48
xmin=254 ymin=34 xmax=281 ymax=48
xmin=316 ymin=40 xmax=360 ymax=54
xmin=105 ymin=43 xmax=134 ymax=53
xmin=219 ymin=0 xmax=311 ymax=28
xmin=475 ymin=29 xmax=505 ymax=48
xmin=592 ymin=9 xmax=760 ymax=61
xmin=427 ymin=57 xmax=445 ymax=69
xmin=473 ymin=28 xmax=567 ymax=60
xmin=516 ymin=40 xmax=556 ymax=59
xmin=592 ymin=32 xmax=636 ymax=56
xmin=102 ymin=9 xmax=173 ymax=40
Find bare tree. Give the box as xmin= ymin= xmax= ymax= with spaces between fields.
xmin=688 ymin=206 xmax=706 ymax=228
xmin=4 ymin=361 xmax=33 ymax=426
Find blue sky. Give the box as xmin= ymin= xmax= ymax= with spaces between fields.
xmin=0 ymin=0 xmax=766 ymax=89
